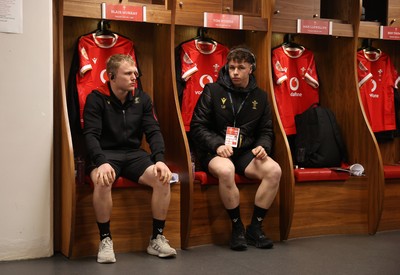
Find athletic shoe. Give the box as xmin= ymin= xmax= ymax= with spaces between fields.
xmin=147 ymin=234 xmax=177 ymax=258
xmin=230 ymin=224 xmax=248 ymax=251
xmin=97 ymin=237 xmax=116 ymax=263
xmin=245 ymin=225 xmax=274 ymax=249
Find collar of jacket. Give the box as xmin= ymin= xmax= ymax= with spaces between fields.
xmin=96 ymin=82 xmax=135 ymax=103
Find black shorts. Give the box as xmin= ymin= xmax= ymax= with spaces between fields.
xmin=199 ymin=148 xmax=254 ymax=176
xmin=88 ymin=149 xmax=154 ymax=182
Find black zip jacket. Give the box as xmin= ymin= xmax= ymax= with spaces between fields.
xmin=190 ymin=66 xmax=274 ymax=156
xmin=83 ymin=82 xmax=165 ymax=167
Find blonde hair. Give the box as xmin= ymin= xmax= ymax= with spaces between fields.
xmin=106 ymin=54 xmax=136 ymax=77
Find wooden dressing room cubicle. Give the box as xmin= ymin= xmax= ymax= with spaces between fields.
xmin=358 ymin=0 xmax=400 ymax=233
xmin=53 ymin=0 xmax=400 ymax=258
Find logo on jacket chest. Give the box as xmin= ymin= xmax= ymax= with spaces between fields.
xmin=252 ymin=100 xmax=258 ymax=110
xmin=221 ymin=97 xmax=227 ymax=109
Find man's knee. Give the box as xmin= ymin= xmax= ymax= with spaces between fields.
xmin=267 ymin=161 xmax=281 ymax=188
xmin=260 ymin=160 xmax=281 ymax=184
xmin=209 ymin=160 xmax=235 ymax=180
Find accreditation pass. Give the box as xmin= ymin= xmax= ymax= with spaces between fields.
xmin=225 ymin=127 xmax=240 ymax=148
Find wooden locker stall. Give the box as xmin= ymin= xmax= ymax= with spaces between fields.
xmin=173 ymin=0 xmax=289 ymax=248
xmin=269 ymin=0 xmax=384 ymax=239
xmin=359 ymin=0 xmax=400 ymax=232
xmin=54 ymin=0 xmax=188 ymax=258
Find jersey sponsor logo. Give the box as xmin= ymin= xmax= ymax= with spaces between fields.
xmin=289 ymin=77 xmax=300 ymax=91
xmin=100 ymin=69 xmax=108 ymax=83
xmin=371 ymin=79 xmax=377 ymax=92
xmin=194 ymin=90 xmax=203 ymax=95
xmin=290 ymin=92 xmax=303 ymax=97
xmin=369 ymin=79 xmax=379 ymax=98
xmin=199 ymin=74 xmax=214 ymax=88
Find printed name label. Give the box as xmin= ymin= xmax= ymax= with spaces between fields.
xmin=204 ymin=12 xmax=243 ymax=30
xmin=380 ymin=26 xmax=400 ymax=40
xmin=297 ymin=19 xmax=332 ymax=35
xmin=103 ymin=3 xmax=146 ymax=22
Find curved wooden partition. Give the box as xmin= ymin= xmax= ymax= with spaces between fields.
xmin=265 ymin=0 xmax=296 ymax=241
xmin=270 ymin=0 xmax=384 ymax=239
xmin=54 ymin=0 xmax=77 ymax=257
xmin=55 ymin=1 xmax=185 ymax=258
xmin=152 ymin=8 xmax=192 ymax=249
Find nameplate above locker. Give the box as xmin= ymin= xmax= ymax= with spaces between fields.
xmin=204 ymin=12 xmax=243 ymax=30
xmin=101 ymin=3 xmax=146 ymax=22
xmin=297 ymin=19 xmax=332 ymax=36
xmin=380 ymin=26 xmax=400 ymax=40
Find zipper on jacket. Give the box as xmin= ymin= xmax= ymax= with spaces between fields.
xmin=122 ymin=109 xmax=127 ymax=142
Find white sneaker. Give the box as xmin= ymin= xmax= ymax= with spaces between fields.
xmin=97 ymin=237 xmax=116 ymax=263
xmin=147 ymin=234 xmax=177 ymax=258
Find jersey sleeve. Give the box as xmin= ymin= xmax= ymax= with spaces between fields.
xmin=180 ymin=47 xmax=198 ymax=81
xmin=304 ymin=53 xmax=319 ymax=88
xmin=272 ymin=51 xmax=288 ymax=85
xmin=78 ymin=40 xmax=92 ymax=76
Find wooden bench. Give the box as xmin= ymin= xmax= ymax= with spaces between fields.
xmin=289 ymin=165 xmax=369 ymax=239
xmin=294 ymin=167 xmax=350 ymax=182
xmin=383 ymin=165 xmax=400 ymax=179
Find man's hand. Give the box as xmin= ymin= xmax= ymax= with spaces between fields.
xmin=153 ymin=161 xmax=172 ymax=185
xmin=252 ymin=146 xmax=268 ymax=160
xmin=216 ymin=145 xmax=234 ymax=158
xmin=93 ymin=163 xmax=116 ymax=186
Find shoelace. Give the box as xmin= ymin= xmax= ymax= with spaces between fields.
xmin=101 ymin=239 xmax=114 ymax=252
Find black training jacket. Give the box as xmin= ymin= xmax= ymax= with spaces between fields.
xmin=190 ymin=66 xmax=274 ymax=155
xmin=83 ymin=82 xmax=165 ymax=167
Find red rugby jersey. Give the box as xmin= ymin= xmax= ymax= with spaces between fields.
xmin=357 ymin=49 xmax=400 ymax=132
xmin=76 ymin=33 xmax=138 ymax=127
xmin=179 ymin=39 xmax=229 ymax=131
xmin=272 ymin=45 xmax=320 ymax=135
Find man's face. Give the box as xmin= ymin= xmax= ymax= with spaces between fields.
xmin=227 ymin=59 xmax=252 ymax=88
xmin=112 ymin=61 xmax=138 ymax=92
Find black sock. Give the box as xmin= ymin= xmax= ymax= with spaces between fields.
xmin=97 ymin=221 xmax=111 ymax=241
xmin=152 ymin=218 xmax=165 ymax=239
xmin=251 ymin=205 xmax=268 ymax=228
xmin=227 ymin=206 xmax=243 ymax=228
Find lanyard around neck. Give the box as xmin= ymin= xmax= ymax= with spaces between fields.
xmin=228 ymin=92 xmax=249 ymax=127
